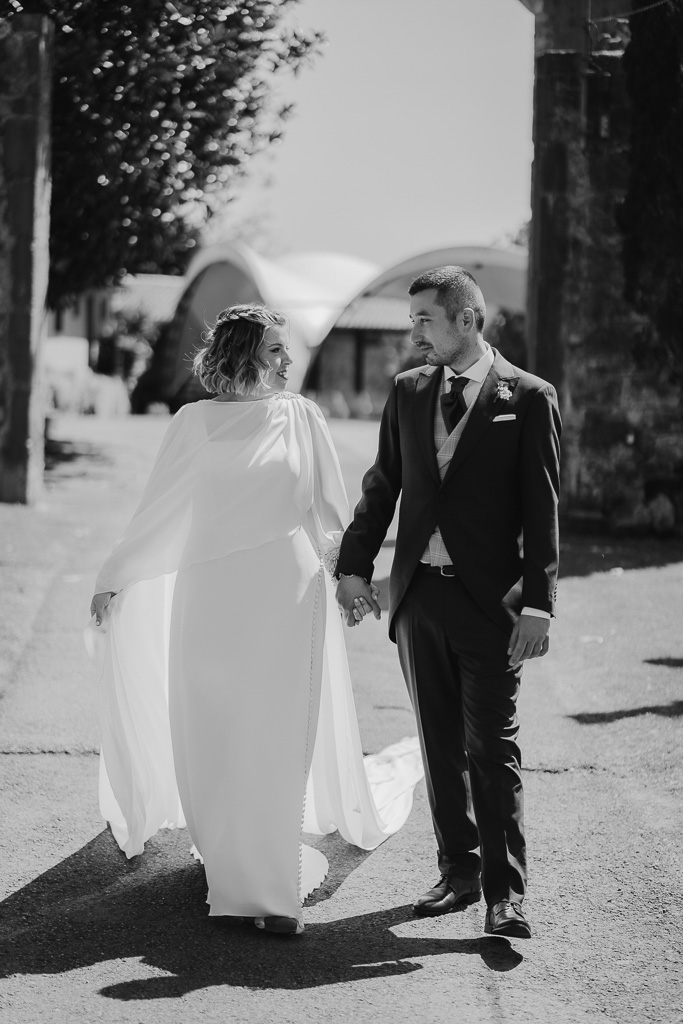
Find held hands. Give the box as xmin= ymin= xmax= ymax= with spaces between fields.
xmin=508 ymin=614 xmax=550 ymax=667
xmin=90 ymin=591 xmax=115 ymax=626
xmin=335 ymin=575 xmax=381 ymax=627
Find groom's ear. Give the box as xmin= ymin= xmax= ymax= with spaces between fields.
xmin=461 ymin=307 xmax=476 ymax=332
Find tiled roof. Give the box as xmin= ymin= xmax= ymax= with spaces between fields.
xmin=335 ymin=295 xmax=411 ymax=332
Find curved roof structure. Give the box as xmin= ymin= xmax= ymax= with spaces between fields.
xmin=163 ymin=242 xmax=527 ymax=399
xmin=166 ymin=242 xmax=380 ymax=394
xmin=277 ymin=250 xmax=379 ymax=296
xmin=361 ymin=245 xmax=527 ymax=314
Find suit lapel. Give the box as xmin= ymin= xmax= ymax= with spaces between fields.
xmin=414 ymin=366 xmax=441 ymax=484
xmin=442 ymin=350 xmax=519 ymax=484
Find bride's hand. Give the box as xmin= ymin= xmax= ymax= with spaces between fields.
xmin=90 ymin=592 xmax=115 ymax=626
xmin=336 ymin=576 xmax=381 ymax=626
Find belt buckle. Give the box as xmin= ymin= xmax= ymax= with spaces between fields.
xmin=439 ymin=565 xmax=456 ymax=577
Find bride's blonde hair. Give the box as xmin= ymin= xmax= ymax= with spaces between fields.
xmin=193 ymin=304 xmax=287 ymax=396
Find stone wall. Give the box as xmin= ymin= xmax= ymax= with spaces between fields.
xmin=525 ymin=4 xmax=683 ymax=534
xmin=0 ymin=15 xmax=52 ymax=503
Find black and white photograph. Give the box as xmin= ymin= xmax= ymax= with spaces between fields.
xmin=0 ymin=1 xmax=681 ymax=1022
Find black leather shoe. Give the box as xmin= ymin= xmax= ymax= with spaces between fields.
xmin=413 ymin=874 xmax=482 ymax=916
xmin=484 ymin=900 xmax=531 ymax=938
xmin=254 ymin=916 xmax=304 ymax=935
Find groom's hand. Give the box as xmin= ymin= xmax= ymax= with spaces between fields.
xmin=336 ymin=575 xmax=381 ymax=627
xmin=508 ymin=614 xmax=550 ymax=666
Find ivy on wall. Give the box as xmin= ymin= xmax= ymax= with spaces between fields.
xmin=619 ymin=0 xmax=683 ymax=368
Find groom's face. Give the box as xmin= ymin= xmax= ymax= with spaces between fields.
xmin=409 ymin=289 xmax=468 ymax=366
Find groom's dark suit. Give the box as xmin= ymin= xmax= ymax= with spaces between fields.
xmin=336 ymin=350 xmax=561 ymax=905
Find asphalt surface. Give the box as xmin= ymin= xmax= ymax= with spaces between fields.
xmin=1 ymin=412 xmax=682 ymax=1024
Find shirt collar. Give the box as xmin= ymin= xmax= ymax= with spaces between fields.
xmin=445 ymin=342 xmax=493 ymax=384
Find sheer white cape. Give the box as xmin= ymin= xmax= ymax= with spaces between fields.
xmin=85 ymin=394 xmax=422 ymax=915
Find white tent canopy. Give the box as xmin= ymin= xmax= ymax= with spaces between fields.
xmin=165 ymin=242 xmax=527 ymax=395
xmin=171 ymin=242 xmax=381 ymax=391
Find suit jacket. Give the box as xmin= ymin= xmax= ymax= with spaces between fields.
xmin=336 ymin=350 xmax=562 ymax=642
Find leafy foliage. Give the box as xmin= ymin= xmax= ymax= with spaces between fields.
xmin=619 ymin=0 xmax=683 ymax=363
xmin=1 ymin=0 xmax=322 ymax=307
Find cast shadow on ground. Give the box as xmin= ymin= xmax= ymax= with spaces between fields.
xmin=644 ymin=657 xmax=683 ymax=669
xmin=44 ymin=437 xmax=113 ymax=475
xmin=569 ymin=699 xmax=683 ymax=725
xmin=557 ymin=534 xmax=683 ymax=578
xmin=0 ymin=830 xmax=522 ymax=1000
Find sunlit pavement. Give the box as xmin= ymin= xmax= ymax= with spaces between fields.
xmin=0 ymin=412 xmax=681 ymax=1024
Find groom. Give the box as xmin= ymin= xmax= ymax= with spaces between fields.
xmin=335 ymin=266 xmax=561 ymax=938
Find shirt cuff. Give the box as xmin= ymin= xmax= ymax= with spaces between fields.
xmin=521 ymin=606 xmax=551 ymax=619
xmin=336 ymin=572 xmax=370 ymax=584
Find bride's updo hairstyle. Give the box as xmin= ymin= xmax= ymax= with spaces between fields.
xmin=193 ymin=303 xmax=287 ymax=396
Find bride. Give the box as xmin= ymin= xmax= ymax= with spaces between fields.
xmin=86 ymin=304 xmax=422 ymax=935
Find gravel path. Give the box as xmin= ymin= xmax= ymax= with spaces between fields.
xmin=0 ymin=413 xmax=681 ymax=1024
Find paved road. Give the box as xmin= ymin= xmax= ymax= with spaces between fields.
xmin=1 ymin=412 xmax=681 ymax=1024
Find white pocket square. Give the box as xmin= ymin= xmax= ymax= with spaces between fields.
xmin=492 ymin=414 xmax=516 ymax=422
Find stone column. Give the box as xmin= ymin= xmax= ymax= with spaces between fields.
xmin=0 ymin=14 xmax=53 ymax=503
xmin=519 ymin=0 xmax=681 ymax=532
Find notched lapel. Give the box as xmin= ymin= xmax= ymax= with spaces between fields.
xmin=442 ymin=359 xmax=520 ymax=483
xmin=414 ymin=367 xmax=441 ymax=484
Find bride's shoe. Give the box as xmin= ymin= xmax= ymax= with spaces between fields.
xmin=254 ymin=915 xmax=304 ymax=935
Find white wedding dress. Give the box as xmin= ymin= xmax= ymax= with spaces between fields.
xmin=85 ymin=394 xmax=422 ymax=922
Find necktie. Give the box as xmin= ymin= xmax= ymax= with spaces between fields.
xmin=440 ymin=376 xmax=469 ymax=434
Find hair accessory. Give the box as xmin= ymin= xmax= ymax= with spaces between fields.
xmin=216 ymin=310 xmax=250 ymax=323
xmin=215 ymin=305 xmax=281 ymax=327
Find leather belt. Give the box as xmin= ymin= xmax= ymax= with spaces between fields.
xmin=419 ymin=563 xmax=459 ymax=577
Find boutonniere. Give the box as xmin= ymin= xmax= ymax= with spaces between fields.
xmin=497 ymin=382 xmax=513 ymax=401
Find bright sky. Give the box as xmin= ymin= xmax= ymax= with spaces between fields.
xmin=226 ymin=0 xmax=536 ymax=266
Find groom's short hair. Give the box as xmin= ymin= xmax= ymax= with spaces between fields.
xmin=408 ymin=266 xmax=486 ymax=332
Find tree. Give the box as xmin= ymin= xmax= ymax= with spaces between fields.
xmin=1 ymin=0 xmax=322 ymax=308
xmin=619 ymin=0 xmax=683 ymax=367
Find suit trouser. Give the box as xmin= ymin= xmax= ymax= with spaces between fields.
xmin=394 ymin=567 xmax=526 ymax=906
